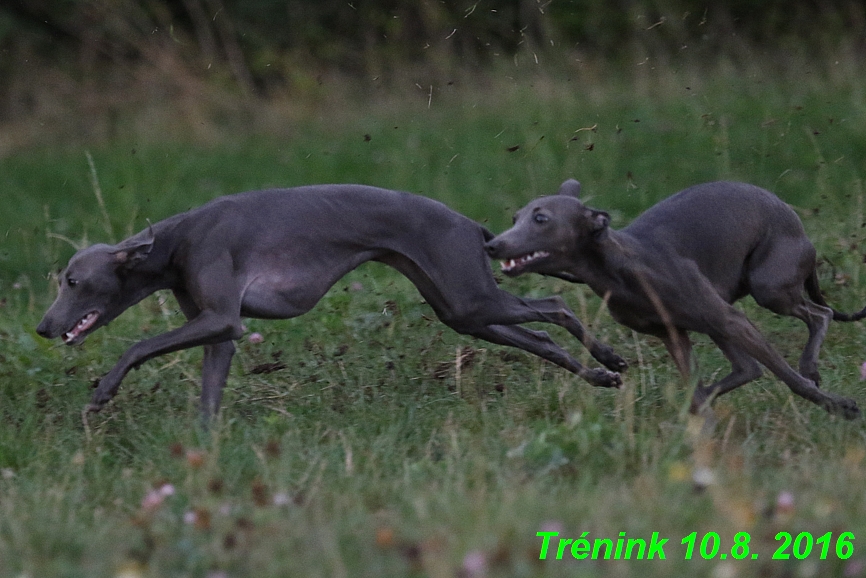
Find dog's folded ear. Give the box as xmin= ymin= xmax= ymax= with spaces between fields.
xmin=558 ymin=179 xmax=582 ymax=198
xmin=590 ymin=210 xmax=610 ymax=240
xmin=112 ymin=227 xmax=155 ymax=268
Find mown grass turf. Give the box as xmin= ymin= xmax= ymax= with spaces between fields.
xmin=1 ymin=59 xmax=866 ymax=577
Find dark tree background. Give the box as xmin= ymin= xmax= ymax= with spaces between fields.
xmin=0 ymin=0 xmax=863 ymax=142
xmin=2 ymin=0 xmax=864 ymax=87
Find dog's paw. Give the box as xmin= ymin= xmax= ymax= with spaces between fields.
xmin=593 ymin=345 xmax=629 ymax=372
xmin=609 ymin=355 xmax=629 ymax=372
xmin=828 ymin=396 xmax=860 ymax=421
xmin=688 ymin=394 xmax=709 ymax=415
xmin=89 ymin=388 xmax=115 ymax=411
xmin=586 ymin=368 xmax=622 ymax=389
xmin=85 ymin=401 xmax=105 ymax=413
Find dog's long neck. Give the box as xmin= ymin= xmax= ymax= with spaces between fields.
xmin=565 ymin=229 xmax=644 ymax=297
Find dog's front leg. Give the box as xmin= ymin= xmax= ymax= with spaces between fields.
xmin=519 ymin=295 xmax=628 ymax=372
xmin=171 ymin=288 xmax=236 ymax=421
xmin=88 ymin=310 xmax=243 ymax=412
xmin=200 ymin=341 xmax=236 ymax=420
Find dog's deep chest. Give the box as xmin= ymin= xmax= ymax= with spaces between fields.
xmin=605 ymin=292 xmax=667 ymax=335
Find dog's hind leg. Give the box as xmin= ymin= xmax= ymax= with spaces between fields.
xmin=379 ymin=252 xmax=624 ymax=385
xmin=751 ymin=290 xmax=831 ymax=384
xmin=747 ymin=238 xmax=832 ymax=384
xmin=468 ymin=324 xmax=622 ymax=388
xmin=707 ymin=307 xmax=858 ymax=419
xmin=789 ymin=301 xmax=833 ymax=385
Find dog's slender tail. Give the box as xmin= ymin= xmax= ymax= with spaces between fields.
xmin=806 ymin=270 xmax=866 ymax=321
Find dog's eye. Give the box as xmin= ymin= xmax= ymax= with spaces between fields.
xmin=67 ymin=278 xmax=78 ymax=287
xmin=533 ymin=213 xmax=549 ymax=224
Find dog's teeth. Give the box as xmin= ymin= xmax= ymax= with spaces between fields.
xmin=500 ymin=253 xmax=549 ymax=273
xmin=63 ymin=312 xmax=99 ymax=344
xmin=499 ymin=252 xmax=549 ymax=273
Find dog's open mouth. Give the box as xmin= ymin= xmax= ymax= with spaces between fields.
xmin=500 ymin=251 xmax=550 ymax=274
xmin=63 ymin=312 xmax=99 ymax=344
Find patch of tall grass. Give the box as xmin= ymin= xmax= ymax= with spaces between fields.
xmin=1 ymin=57 xmax=865 ymax=576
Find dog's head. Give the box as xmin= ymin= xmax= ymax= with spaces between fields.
xmin=36 ymin=230 xmax=155 ymax=345
xmin=484 ymin=179 xmax=609 ymax=277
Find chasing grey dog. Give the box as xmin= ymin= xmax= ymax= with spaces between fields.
xmin=37 ymin=184 xmax=626 ymax=419
xmin=485 ymin=179 xmax=863 ymax=419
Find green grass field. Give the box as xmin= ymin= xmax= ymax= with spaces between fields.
xmin=1 ymin=60 xmax=866 ymax=577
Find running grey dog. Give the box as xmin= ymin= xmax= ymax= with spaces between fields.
xmin=485 ymin=179 xmax=863 ymax=419
xmin=36 ymin=184 xmax=626 ymax=419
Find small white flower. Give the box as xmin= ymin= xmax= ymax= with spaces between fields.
xmin=692 ymin=466 xmax=716 ymax=488
xmin=461 ymin=550 xmax=487 ymax=577
xmin=776 ymin=490 xmax=795 ymax=513
xmin=141 ymin=491 xmax=164 ymax=511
